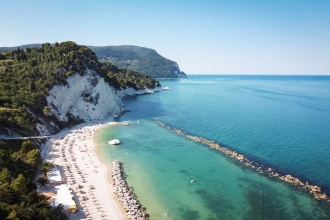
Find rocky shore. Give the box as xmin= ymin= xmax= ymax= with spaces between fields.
xmin=112 ymin=160 xmax=149 ymax=220
xmin=155 ymin=120 xmax=329 ymax=203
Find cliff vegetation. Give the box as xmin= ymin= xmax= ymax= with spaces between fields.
xmin=67 ymin=45 xmax=186 ymax=78
xmin=1 ymin=44 xmax=187 ymax=79
xmin=0 ymin=140 xmax=67 ymax=219
xmin=0 ymin=41 xmax=160 ymax=137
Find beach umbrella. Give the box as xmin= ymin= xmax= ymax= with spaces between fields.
xmin=68 ymin=205 xmax=78 ymax=211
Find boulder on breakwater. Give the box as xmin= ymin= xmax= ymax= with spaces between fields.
xmin=112 ymin=160 xmax=149 ymax=219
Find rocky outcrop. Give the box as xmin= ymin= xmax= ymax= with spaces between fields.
xmin=46 ymin=68 xmax=161 ymax=125
xmin=46 ymin=69 xmax=123 ymax=122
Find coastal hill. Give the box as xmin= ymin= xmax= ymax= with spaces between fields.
xmin=89 ymin=45 xmax=187 ymax=78
xmin=0 ymin=44 xmax=187 ymax=79
xmin=0 ymin=41 xmax=160 ymax=137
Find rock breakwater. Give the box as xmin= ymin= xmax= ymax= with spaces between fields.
xmin=155 ymin=120 xmax=329 ymax=203
xmin=112 ymin=160 xmax=149 ymax=219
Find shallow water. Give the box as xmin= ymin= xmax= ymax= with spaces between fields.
xmin=95 ymin=75 xmax=330 ymax=219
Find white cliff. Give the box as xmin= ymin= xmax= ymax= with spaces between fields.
xmin=46 ymin=68 xmax=161 ymax=123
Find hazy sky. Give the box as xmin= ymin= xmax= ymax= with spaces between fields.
xmin=1 ymin=0 xmax=329 ymax=74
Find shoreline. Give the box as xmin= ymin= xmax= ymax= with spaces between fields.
xmin=93 ymin=126 xmax=130 ymax=220
xmin=41 ymin=119 xmax=128 ymax=219
xmin=40 ymin=116 xmax=329 ymax=219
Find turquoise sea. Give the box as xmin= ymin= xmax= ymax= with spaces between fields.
xmin=95 ymin=75 xmax=330 ymax=220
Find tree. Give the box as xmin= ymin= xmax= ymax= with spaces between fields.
xmin=40 ymin=161 xmax=55 ymax=176
xmin=36 ymin=176 xmax=49 ymax=187
xmin=25 ymin=148 xmax=42 ymax=167
xmin=6 ymin=208 xmax=19 ymax=220
xmin=0 ymin=182 xmax=14 ymax=204
xmin=10 ymin=174 xmax=28 ymax=194
xmin=21 ymin=141 xmax=34 ymax=153
xmin=0 ymin=168 xmax=11 ymax=184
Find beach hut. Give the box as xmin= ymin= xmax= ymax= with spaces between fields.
xmin=52 ymin=184 xmax=77 ymax=212
xmin=48 ymin=166 xmax=63 ymax=185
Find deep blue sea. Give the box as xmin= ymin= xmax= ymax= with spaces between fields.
xmin=95 ymin=75 xmax=330 ymax=220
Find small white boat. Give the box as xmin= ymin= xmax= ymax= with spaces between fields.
xmin=162 ymin=86 xmax=171 ymax=90
xmin=108 ymin=139 xmax=120 ymax=145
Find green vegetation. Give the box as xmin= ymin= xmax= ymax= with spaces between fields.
xmin=36 ymin=161 xmax=55 ymax=188
xmin=0 ymin=41 xmax=162 ymax=219
xmin=90 ymin=45 xmax=187 ymax=78
xmin=0 ymin=140 xmax=67 ymax=219
xmin=0 ymin=41 xmax=160 ymax=136
xmin=0 ymin=44 xmax=186 ymax=78
xmin=102 ymin=62 xmax=161 ymax=90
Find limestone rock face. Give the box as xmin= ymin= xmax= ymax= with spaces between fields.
xmin=46 ymin=68 xmax=162 ymax=124
xmin=46 ymin=69 xmax=124 ymax=122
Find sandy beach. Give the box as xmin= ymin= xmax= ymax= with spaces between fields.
xmin=41 ymin=119 xmax=126 ymax=220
